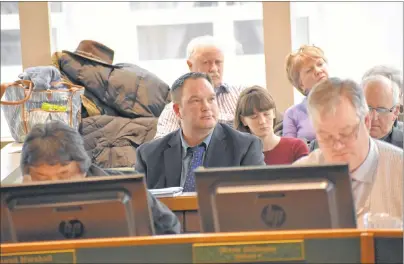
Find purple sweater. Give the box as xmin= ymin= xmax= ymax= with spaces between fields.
xmin=282 ymin=97 xmax=316 ymax=142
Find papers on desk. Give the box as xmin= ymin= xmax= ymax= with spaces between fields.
xmin=149 ymin=187 xmax=183 ymax=198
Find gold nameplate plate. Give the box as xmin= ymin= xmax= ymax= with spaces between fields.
xmin=193 ymin=240 xmax=305 ymax=263
xmin=1 ymin=249 xmax=76 ymax=264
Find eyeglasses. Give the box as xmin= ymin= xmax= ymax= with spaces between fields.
xmin=317 ymin=122 xmax=360 ymax=147
xmin=368 ymin=106 xmax=395 ymax=115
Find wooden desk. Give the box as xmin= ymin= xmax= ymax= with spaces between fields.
xmin=159 ymin=193 xmax=200 ymax=233
xmin=159 ymin=193 xmax=198 ymax=211
xmin=1 ymin=229 xmax=402 ymax=263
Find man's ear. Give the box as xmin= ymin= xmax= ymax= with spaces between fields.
xmin=392 ymin=105 xmax=400 ymax=120
xmin=364 ymin=113 xmax=372 ymax=131
xmin=173 ymin=103 xmax=181 ymax=119
xmin=186 ymin=60 xmax=193 ymax=71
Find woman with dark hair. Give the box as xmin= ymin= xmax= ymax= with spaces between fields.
xmin=234 ymin=86 xmax=309 ymax=165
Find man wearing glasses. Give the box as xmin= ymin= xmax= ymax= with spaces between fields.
xmin=294 ymin=77 xmax=403 ymax=228
xmin=362 ymin=75 xmax=403 ymax=148
xmin=309 ymin=73 xmax=403 ymax=150
xmin=362 ymin=65 xmax=403 ymax=122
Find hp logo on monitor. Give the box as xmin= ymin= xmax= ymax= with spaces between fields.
xmin=261 ymin=204 xmax=286 ymax=228
xmin=59 ymin=219 xmax=85 ymax=238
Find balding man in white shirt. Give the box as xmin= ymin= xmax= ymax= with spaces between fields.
xmin=294 ymin=77 xmax=403 ymax=228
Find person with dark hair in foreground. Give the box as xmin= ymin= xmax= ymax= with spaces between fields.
xmin=21 ymin=121 xmax=181 ymax=235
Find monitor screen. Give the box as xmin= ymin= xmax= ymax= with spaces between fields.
xmin=1 ymin=174 xmax=154 ymax=243
xmin=195 ymin=164 xmax=356 ymax=233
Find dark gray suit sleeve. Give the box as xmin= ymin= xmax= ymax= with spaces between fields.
xmin=241 ymin=137 xmax=266 ymax=166
xmin=146 ymin=191 xmax=181 ymax=234
xmin=134 ymin=146 xmax=146 ymax=174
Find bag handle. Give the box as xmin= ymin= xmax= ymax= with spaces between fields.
xmin=0 ymin=80 xmax=34 ymax=105
xmin=50 ymin=81 xmax=84 ymax=92
xmin=0 ymin=80 xmax=84 ymax=106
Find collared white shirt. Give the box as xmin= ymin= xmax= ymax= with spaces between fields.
xmin=294 ymin=138 xmax=403 ymax=228
xmin=350 ymin=139 xmax=378 ymax=216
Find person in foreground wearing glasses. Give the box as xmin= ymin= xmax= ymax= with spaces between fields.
xmin=310 ymin=73 xmax=403 ymax=151
xmin=362 ymin=75 xmax=403 ymax=148
xmin=234 ymin=86 xmax=309 ymax=165
xmin=21 ymin=121 xmax=181 ymax=235
xmin=294 ymin=77 xmax=403 ymax=228
xmin=283 ymin=45 xmax=329 ymax=143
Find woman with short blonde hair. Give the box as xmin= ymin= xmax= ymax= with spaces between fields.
xmin=235 ymin=86 xmax=309 ymax=165
xmin=283 ymin=45 xmax=329 ymax=142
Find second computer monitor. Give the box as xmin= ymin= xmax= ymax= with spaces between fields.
xmin=195 ymin=164 xmax=356 ymax=233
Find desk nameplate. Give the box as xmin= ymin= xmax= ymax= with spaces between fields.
xmin=1 ymin=249 xmax=75 ymax=264
xmin=193 ymin=239 xmax=305 ymax=263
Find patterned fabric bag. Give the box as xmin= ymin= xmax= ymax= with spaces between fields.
xmin=0 ymin=80 xmax=84 ymax=142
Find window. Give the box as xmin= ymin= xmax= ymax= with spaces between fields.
xmin=1 ymin=2 xmax=62 ymax=14
xmin=234 ymin=20 xmax=264 ymax=55
xmin=290 ymin=2 xmax=403 ymax=104
xmin=1 ymin=30 xmax=22 ymax=66
xmin=0 ymin=3 xmax=60 ymax=140
xmin=137 ymin=23 xmax=214 ymax=60
xmin=1 ymin=4 xmax=22 ymax=139
xmin=0 ymin=2 xmax=19 ymax=14
xmin=49 ymin=2 xmax=62 ymax=13
xmin=49 ymin=1 xmax=265 ymax=87
xmin=129 ymin=2 xmax=218 ymax=11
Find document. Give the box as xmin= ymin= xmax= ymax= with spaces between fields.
xmin=149 ymin=187 xmax=183 ymax=197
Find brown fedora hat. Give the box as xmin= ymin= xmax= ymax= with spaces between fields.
xmin=63 ymin=40 xmax=118 ymax=67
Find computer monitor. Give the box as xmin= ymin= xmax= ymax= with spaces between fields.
xmin=195 ymin=164 xmax=356 ymax=233
xmin=1 ymin=174 xmax=154 ymax=243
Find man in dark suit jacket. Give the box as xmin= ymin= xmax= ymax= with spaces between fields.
xmin=136 ymin=72 xmax=265 ymax=190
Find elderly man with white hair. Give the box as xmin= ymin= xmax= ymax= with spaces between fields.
xmin=154 ymin=35 xmax=283 ymax=139
xmin=295 ymin=77 xmax=403 ymax=228
xmin=362 ymin=65 xmax=403 ymax=121
xmin=362 ymin=65 xmax=403 ymax=101
xmin=362 ymin=75 xmax=403 ymax=148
